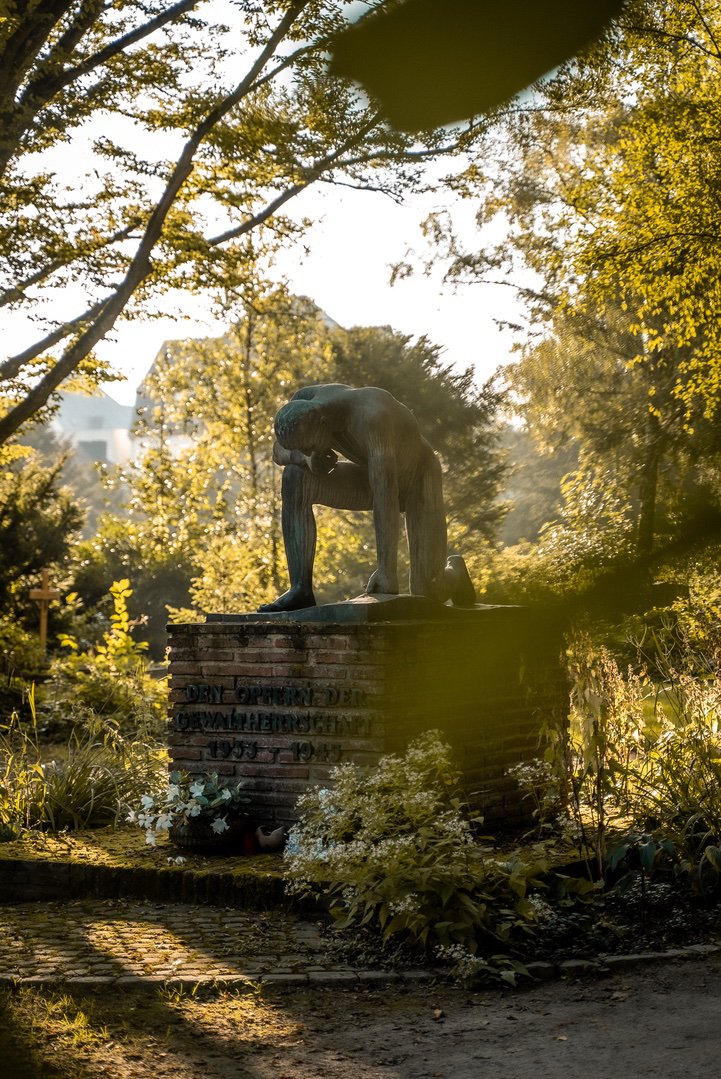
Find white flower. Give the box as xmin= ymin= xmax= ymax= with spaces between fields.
xmin=145 ymin=830 xmax=156 ymax=846
xmin=187 ymin=799 xmax=202 ymax=817
xmin=284 ymin=831 xmax=301 ymax=857
xmin=167 ymin=856 xmax=187 ymax=865
xmin=126 ymin=809 xmax=137 ymax=823
xmin=189 ymin=781 xmax=205 ymax=798
xmin=167 ymin=784 xmax=180 ymax=801
xmin=140 ymin=795 xmax=155 ymax=810
xmin=210 ymin=816 xmax=229 ymax=834
xmin=220 ymin=788 xmax=232 ymax=801
xmin=154 ymin=813 xmax=173 ymax=832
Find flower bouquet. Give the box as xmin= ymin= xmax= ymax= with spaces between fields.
xmin=129 ymin=770 xmax=252 ymax=854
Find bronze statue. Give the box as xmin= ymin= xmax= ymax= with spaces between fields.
xmin=258 ymin=384 xmax=476 ymax=612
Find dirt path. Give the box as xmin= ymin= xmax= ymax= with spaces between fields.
xmin=2 ymin=954 xmax=720 ymax=1078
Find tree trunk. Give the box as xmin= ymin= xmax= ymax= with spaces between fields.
xmin=637 ymin=408 xmax=663 ymax=558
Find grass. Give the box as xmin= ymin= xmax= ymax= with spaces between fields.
xmin=0 ymin=823 xmax=286 ymax=882
xmin=0 ymin=983 xmax=303 ymax=1079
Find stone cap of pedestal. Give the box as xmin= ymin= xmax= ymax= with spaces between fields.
xmin=202 ymin=593 xmax=517 ymax=625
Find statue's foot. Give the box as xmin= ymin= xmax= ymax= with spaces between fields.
xmin=365 ymin=568 xmax=399 ymax=596
xmin=257 ymin=586 xmax=316 ymax=612
xmin=446 ymin=554 xmax=476 ymax=608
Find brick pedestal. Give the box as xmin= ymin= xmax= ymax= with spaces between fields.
xmin=167 ymin=599 xmax=567 ymax=830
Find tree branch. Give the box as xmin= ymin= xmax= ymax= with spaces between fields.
xmin=0 ymin=297 xmax=109 ymax=382
xmin=0 ymin=1 xmax=202 ymax=178
xmin=0 ymin=221 xmax=138 ymax=308
xmin=0 ymin=1 xmax=73 ymax=104
xmin=206 ymin=111 xmax=381 ymax=247
xmin=24 ymin=0 xmax=200 ymax=105
xmin=0 ymin=1 xmax=310 ymax=444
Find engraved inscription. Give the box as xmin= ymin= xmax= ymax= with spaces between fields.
xmin=173 ymin=710 xmax=373 ymax=736
xmin=207 ymin=739 xmax=343 ymax=763
xmin=176 ymin=682 xmax=376 ymax=771
xmin=181 ymin=683 xmax=367 ymax=708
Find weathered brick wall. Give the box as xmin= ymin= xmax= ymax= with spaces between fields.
xmin=379 ymin=610 xmax=567 ymax=827
xmin=168 ymin=609 xmax=567 ymax=830
xmin=168 ymin=623 xmax=386 ymax=827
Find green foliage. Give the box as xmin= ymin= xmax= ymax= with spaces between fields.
xmin=0 ymin=691 xmax=166 ymax=837
xmin=425 ymin=1 xmax=721 ymax=570
xmin=502 ymin=310 xmax=719 ymax=561
xmin=128 ymin=770 xmax=250 ymax=847
xmin=284 ymin=732 xmax=547 ymax=956
xmin=607 ymin=831 xmax=679 ymax=904
xmin=72 ymin=516 xmax=196 ymax=658
xmin=553 ymin=606 xmax=721 ymax=892
xmin=0 ymin=616 xmax=44 ymax=681
xmin=0 ymin=444 xmax=83 ymax=613
xmin=497 ymin=425 xmax=578 ymax=547
xmin=0 ymin=615 xmax=45 ymax=716
xmin=45 ymin=580 xmax=166 ymax=734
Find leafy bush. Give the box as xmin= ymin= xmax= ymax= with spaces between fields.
xmin=0 ymin=690 xmax=167 ymax=837
xmin=560 ymin=632 xmax=648 ymax=874
xmin=45 ymin=579 xmax=166 ymax=735
xmin=553 ymin=620 xmax=721 ymax=890
xmin=284 ymin=732 xmax=547 ymax=956
xmin=0 ymin=616 xmax=45 ymax=716
xmin=0 ymin=443 xmax=83 ymax=613
xmin=0 ymin=617 xmax=45 ymax=678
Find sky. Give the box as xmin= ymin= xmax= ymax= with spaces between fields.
xmin=95 ymin=180 xmax=522 ymax=406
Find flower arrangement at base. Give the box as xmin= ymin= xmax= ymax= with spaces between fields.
xmin=128 ymin=770 xmax=251 ymax=853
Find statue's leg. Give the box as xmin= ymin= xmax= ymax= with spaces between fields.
xmin=258 ymin=464 xmax=317 ymax=612
xmin=258 ymin=463 xmax=373 ymax=612
xmin=315 ymin=461 xmax=399 ymax=599
xmin=366 ymin=454 xmax=402 ymax=595
xmin=404 ymin=454 xmax=448 ymax=600
xmin=404 ymin=455 xmax=476 ymax=606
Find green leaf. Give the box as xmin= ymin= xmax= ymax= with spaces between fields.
xmin=608 ymin=842 xmax=630 ymax=871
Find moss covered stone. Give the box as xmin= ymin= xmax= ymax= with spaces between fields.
xmin=0 ymin=825 xmax=299 ymax=911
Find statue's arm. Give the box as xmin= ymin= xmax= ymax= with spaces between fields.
xmin=272 ymin=441 xmax=338 ymax=474
xmin=272 ymin=441 xmax=308 ymax=468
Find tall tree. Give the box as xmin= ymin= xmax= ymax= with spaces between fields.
xmin=0 ymin=0 xmax=486 ymax=444
xmin=0 ymin=443 xmax=83 ymax=612
xmin=505 ymin=308 xmax=714 ymax=558
xmin=331 ymin=324 xmax=505 ymax=541
xmin=416 ymin=0 xmax=721 ymax=557
xmin=468 ymin=2 xmax=721 ymax=411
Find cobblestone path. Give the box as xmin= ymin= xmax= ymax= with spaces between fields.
xmin=0 ymin=900 xmax=424 ymax=987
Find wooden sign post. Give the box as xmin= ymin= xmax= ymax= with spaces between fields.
xmin=29 ymin=569 xmax=60 ymax=653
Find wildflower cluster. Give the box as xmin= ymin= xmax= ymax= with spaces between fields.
xmin=128 ymin=770 xmax=249 ymax=846
xmin=284 ymin=731 xmax=546 ymax=954
xmin=434 ymin=944 xmax=529 ymax=988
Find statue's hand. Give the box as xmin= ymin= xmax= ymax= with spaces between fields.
xmin=272 ymin=441 xmax=293 ymax=466
xmin=273 ymin=441 xmax=316 ymax=469
xmin=309 ymin=449 xmax=338 ymax=475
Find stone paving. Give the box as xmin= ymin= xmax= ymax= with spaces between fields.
xmin=0 ymin=900 xmax=427 ymax=987
xmin=3 ymin=899 xmax=718 ymax=991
